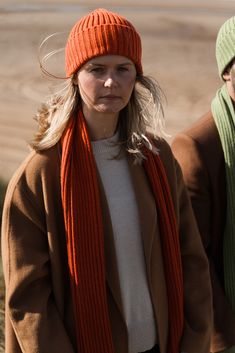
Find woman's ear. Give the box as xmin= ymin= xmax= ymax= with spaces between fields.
xmin=222 ymin=59 xmax=235 ymax=81
xmin=72 ymin=74 xmax=78 ymax=86
xmin=223 ymin=70 xmax=231 ymax=81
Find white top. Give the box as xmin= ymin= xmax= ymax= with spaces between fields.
xmin=92 ymin=133 xmax=157 ymax=353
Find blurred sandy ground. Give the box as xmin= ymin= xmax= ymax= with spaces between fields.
xmin=0 ymin=0 xmax=234 ymax=181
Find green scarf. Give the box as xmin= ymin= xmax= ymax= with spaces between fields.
xmin=211 ymin=84 xmax=235 ymax=353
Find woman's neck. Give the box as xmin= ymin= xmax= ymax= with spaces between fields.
xmin=226 ymin=80 xmax=235 ymax=103
xmin=83 ymin=109 xmax=119 ymax=141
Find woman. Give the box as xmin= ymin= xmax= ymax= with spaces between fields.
xmin=1 ymin=8 xmax=212 ymax=353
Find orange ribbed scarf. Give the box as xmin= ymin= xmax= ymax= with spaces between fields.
xmin=61 ymin=110 xmax=184 ymax=353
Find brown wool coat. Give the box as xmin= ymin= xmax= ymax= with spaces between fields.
xmin=1 ymin=138 xmax=212 ymax=353
xmin=172 ymin=111 xmax=235 ymax=352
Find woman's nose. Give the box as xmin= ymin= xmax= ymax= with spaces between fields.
xmin=104 ymin=75 xmax=117 ymax=88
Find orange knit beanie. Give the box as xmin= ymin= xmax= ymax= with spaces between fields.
xmin=65 ymin=8 xmax=142 ymax=77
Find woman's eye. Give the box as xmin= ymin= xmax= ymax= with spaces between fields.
xmin=91 ymin=67 xmax=104 ymax=73
xmin=118 ymin=67 xmax=128 ymax=72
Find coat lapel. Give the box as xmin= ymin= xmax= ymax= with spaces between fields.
xmin=127 ymin=157 xmax=157 ymax=273
xmin=128 ymin=156 xmax=169 ymax=353
xmin=97 ymin=155 xmax=168 ymax=353
xmin=97 ymin=157 xmax=156 ymax=314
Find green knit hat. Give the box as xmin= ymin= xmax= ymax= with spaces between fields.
xmin=216 ymin=16 xmax=235 ymax=79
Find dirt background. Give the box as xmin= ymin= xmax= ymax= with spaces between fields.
xmin=0 ymin=0 xmax=234 ymax=351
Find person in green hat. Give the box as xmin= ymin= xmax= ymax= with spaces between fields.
xmin=172 ymin=16 xmax=235 ymax=353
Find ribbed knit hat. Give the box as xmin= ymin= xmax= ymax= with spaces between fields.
xmin=216 ymin=16 xmax=235 ymax=78
xmin=65 ymin=8 xmax=142 ymax=77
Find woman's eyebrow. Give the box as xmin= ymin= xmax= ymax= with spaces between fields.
xmin=118 ymin=63 xmax=133 ymax=66
xmin=86 ymin=63 xmax=105 ymax=67
xmin=86 ymin=62 xmax=133 ymax=67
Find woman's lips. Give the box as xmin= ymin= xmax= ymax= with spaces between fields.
xmin=101 ymin=95 xmax=120 ymax=99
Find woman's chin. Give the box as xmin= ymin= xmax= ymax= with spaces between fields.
xmin=96 ymin=104 xmax=124 ymax=115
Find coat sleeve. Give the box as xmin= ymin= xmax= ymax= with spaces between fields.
xmin=1 ymin=176 xmax=75 ymax=353
xmin=172 ymin=133 xmax=235 ymax=351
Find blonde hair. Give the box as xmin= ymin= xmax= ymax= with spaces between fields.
xmin=31 ymin=73 xmax=165 ymax=161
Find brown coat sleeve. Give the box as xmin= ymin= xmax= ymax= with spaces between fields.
xmin=1 ymin=152 xmax=75 ymax=353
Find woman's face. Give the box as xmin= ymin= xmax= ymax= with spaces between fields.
xmin=223 ymin=59 xmax=235 ymax=102
xmin=76 ymin=55 xmax=137 ymax=118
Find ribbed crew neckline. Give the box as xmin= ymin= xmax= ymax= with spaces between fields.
xmin=91 ymin=130 xmax=119 ymax=155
